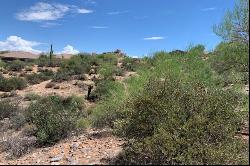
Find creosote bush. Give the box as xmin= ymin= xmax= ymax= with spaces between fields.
xmin=7 ymin=60 xmax=25 ymax=71
xmin=25 ymin=72 xmax=53 ymax=85
xmin=0 ymin=100 xmax=20 ymax=120
xmin=0 ymin=77 xmax=27 ymax=92
xmin=113 ymin=75 xmax=248 ymax=165
xmin=26 ymin=95 xmax=85 ymax=145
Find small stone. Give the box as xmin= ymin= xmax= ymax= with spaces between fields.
xmin=71 ymin=143 xmax=79 ymax=151
xmin=69 ymin=160 xmax=78 ymax=165
xmin=51 ymin=162 xmax=61 ymax=165
xmin=50 ymin=155 xmax=63 ymax=162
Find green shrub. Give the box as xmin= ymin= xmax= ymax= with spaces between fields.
xmin=36 ymin=54 xmax=61 ymax=67
xmin=211 ymin=42 xmax=249 ymax=73
xmin=187 ymin=44 xmax=205 ymax=56
xmin=209 ymin=42 xmax=249 ymax=85
xmin=0 ymin=59 xmax=6 ymax=68
xmin=24 ymin=93 xmax=41 ymax=101
xmin=24 ymin=66 xmax=33 ymax=71
xmin=0 ymin=77 xmax=27 ymax=92
xmin=122 ymin=57 xmax=138 ymax=72
xmin=52 ymin=70 xmax=71 ymax=82
xmin=61 ymin=55 xmax=91 ymax=75
xmin=113 ymin=75 xmax=248 ymax=165
xmin=26 ymin=95 xmax=85 ymax=145
xmin=2 ymin=136 xmax=37 ymax=159
xmin=25 ymin=73 xmax=52 ymax=85
xmin=97 ymin=53 xmax=118 ymax=65
xmin=11 ymin=113 xmax=26 ymax=130
xmin=98 ymin=64 xmax=123 ymax=80
xmin=90 ymin=79 xmax=117 ymax=101
xmin=76 ymin=118 xmax=91 ymax=131
xmin=0 ymin=100 xmax=19 ymax=120
xmin=7 ymin=60 xmax=25 ymax=71
xmin=90 ymin=81 xmax=125 ymax=128
xmin=114 ymin=67 xmax=125 ymax=76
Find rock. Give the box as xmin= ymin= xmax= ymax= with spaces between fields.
xmin=80 ymin=147 xmax=91 ymax=153
xmin=42 ymin=148 xmax=50 ymax=152
xmin=51 ymin=162 xmax=61 ymax=165
xmin=68 ymin=159 xmax=78 ymax=165
xmin=50 ymin=155 xmax=63 ymax=162
xmin=88 ymin=69 xmax=96 ymax=75
xmin=71 ymin=143 xmax=79 ymax=151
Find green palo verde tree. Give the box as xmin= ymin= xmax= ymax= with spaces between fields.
xmin=213 ymin=0 xmax=249 ymax=45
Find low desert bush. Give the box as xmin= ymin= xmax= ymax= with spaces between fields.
xmin=11 ymin=113 xmax=26 ymax=130
xmin=52 ymin=70 xmax=71 ymax=82
xmin=26 ymin=95 xmax=85 ymax=145
xmin=25 ymin=73 xmax=52 ymax=85
xmin=122 ymin=56 xmax=139 ymax=72
xmin=209 ymin=42 xmax=249 ymax=85
xmin=24 ymin=93 xmax=41 ymax=101
xmin=113 ymin=75 xmax=248 ymax=165
xmin=0 ymin=77 xmax=27 ymax=92
xmin=187 ymin=44 xmax=205 ymax=56
xmin=0 ymin=100 xmax=19 ymax=120
xmin=24 ymin=66 xmax=33 ymax=72
xmin=7 ymin=60 xmax=25 ymax=71
xmin=2 ymin=136 xmax=37 ymax=158
xmin=90 ymin=81 xmax=125 ymax=128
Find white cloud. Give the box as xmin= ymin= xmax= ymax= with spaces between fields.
xmin=16 ymin=2 xmax=93 ymax=22
xmin=107 ymin=10 xmax=129 ymax=15
xmin=60 ymin=45 xmax=79 ymax=54
xmin=144 ymin=36 xmax=165 ymax=40
xmin=77 ymin=8 xmax=93 ymax=14
xmin=201 ymin=7 xmax=216 ymax=12
xmin=0 ymin=36 xmax=41 ymax=54
xmin=91 ymin=26 xmax=108 ymax=29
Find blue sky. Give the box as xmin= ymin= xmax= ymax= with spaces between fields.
xmin=0 ymin=0 xmax=235 ymax=57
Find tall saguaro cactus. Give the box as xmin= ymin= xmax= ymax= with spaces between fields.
xmin=49 ymin=44 xmax=53 ymax=66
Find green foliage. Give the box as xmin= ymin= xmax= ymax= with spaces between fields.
xmin=90 ymin=81 xmax=125 ymax=128
xmin=26 ymin=95 xmax=85 ymax=145
xmin=24 ymin=93 xmax=41 ymax=101
xmin=0 ymin=59 xmax=6 ymax=68
xmin=98 ymin=64 xmax=123 ymax=79
xmin=11 ymin=113 xmax=26 ymax=130
xmin=90 ymin=79 xmax=119 ymax=101
xmin=52 ymin=69 xmax=71 ymax=82
xmin=0 ymin=100 xmax=19 ymax=120
xmin=76 ymin=118 xmax=91 ymax=130
xmin=209 ymin=42 xmax=249 ymax=85
xmin=60 ymin=55 xmax=92 ymax=75
xmin=114 ymin=75 xmax=248 ymax=165
xmin=211 ymin=42 xmax=249 ymax=73
xmin=37 ymin=54 xmax=61 ymax=67
xmin=7 ymin=60 xmax=25 ymax=71
xmin=25 ymin=72 xmax=53 ymax=85
xmin=122 ymin=57 xmax=138 ymax=72
xmin=213 ymin=0 xmax=249 ymax=44
xmin=0 ymin=77 xmax=27 ymax=92
xmin=97 ymin=53 xmax=118 ymax=65
xmin=187 ymin=44 xmax=205 ymax=56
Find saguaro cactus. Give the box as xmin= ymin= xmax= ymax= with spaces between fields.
xmin=49 ymin=44 xmax=53 ymax=66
